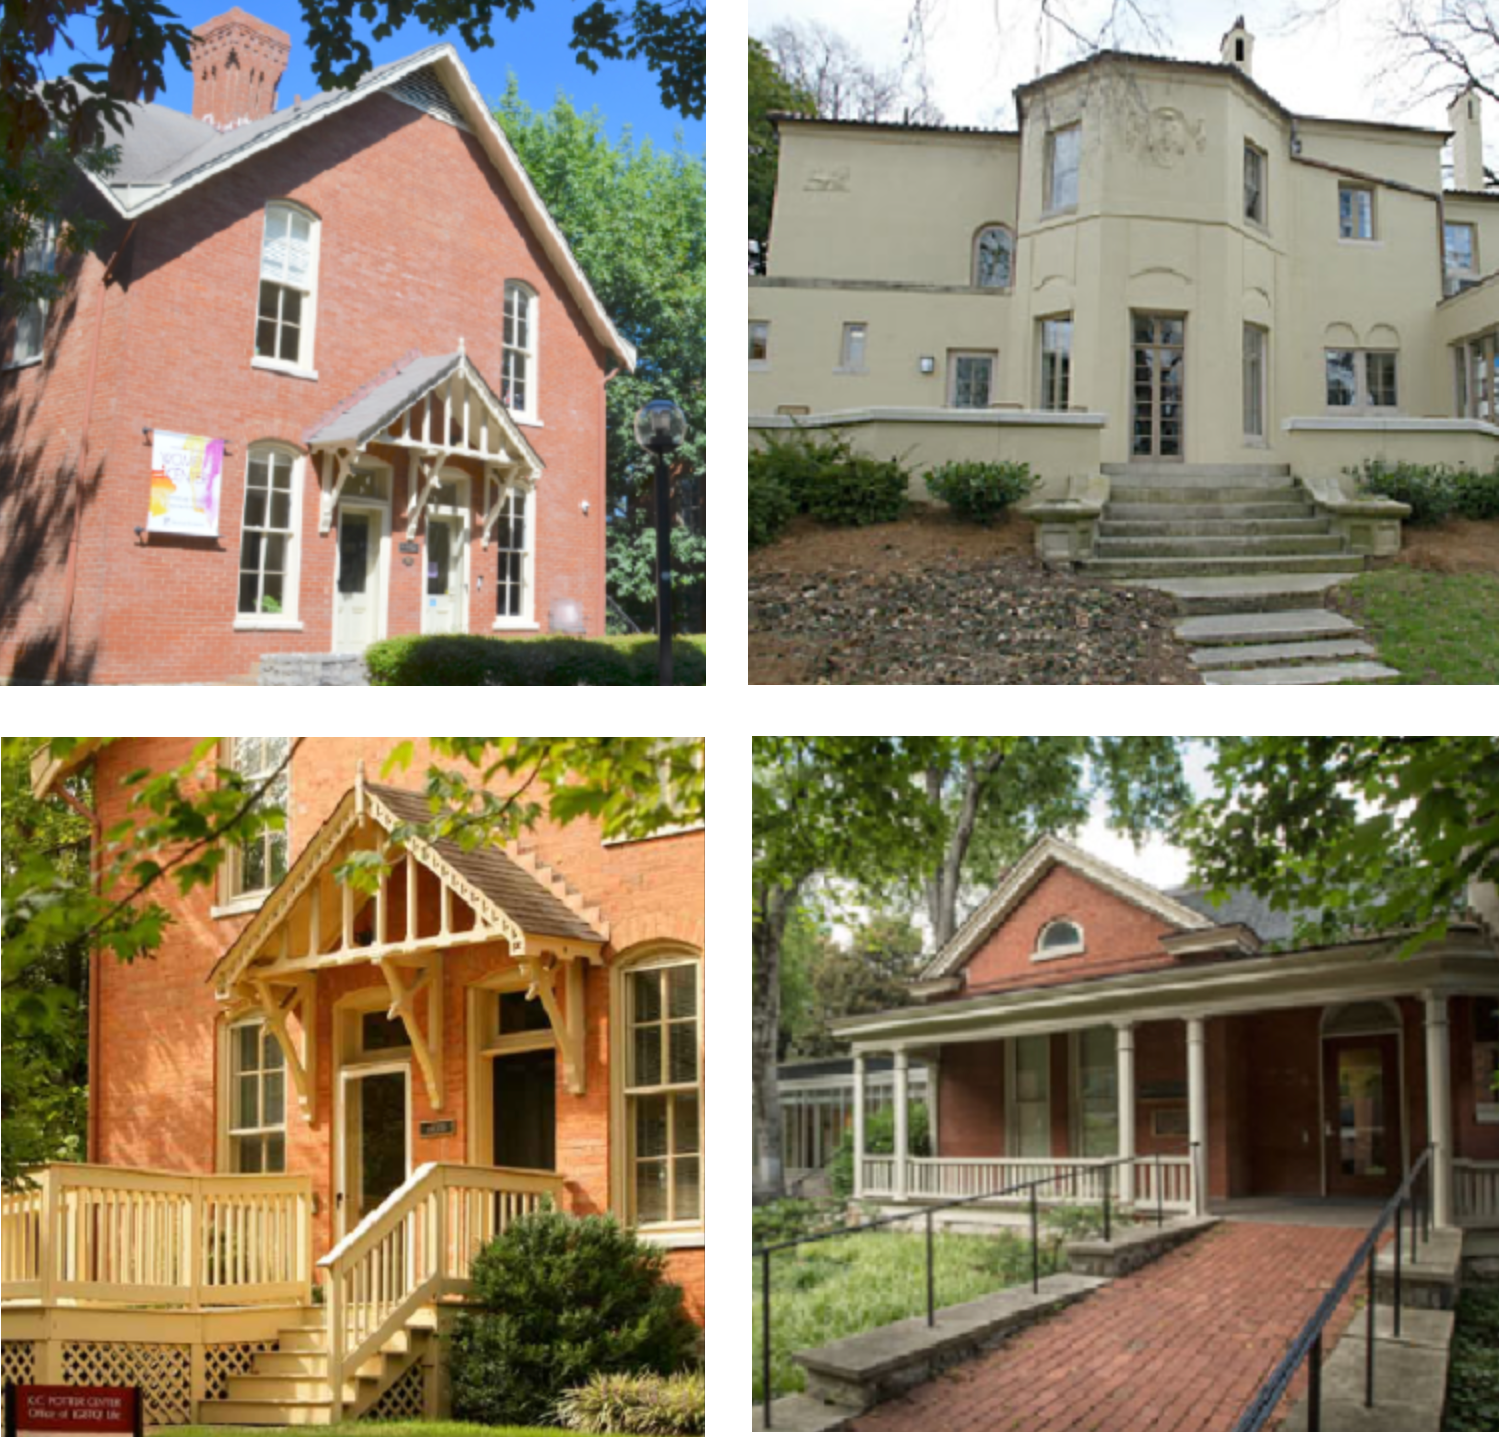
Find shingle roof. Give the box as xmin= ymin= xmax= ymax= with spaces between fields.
xmin=1167 ymin=885 xmax=1315 ymax=945
xmin=367 ymin=783 xmax=604 ymax=943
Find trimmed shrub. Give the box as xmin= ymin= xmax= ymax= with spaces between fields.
xmin=1349 ymin=459 xmax=1460 ymax=525
xmin=749 ymin=431 xmax=908 ymax=535
xmin=924 ymin=460 xmax=1039 ymax=524
xmin=364 ymin=633 xmax=706 ymax=685
xmin=446 ymin=1209 xmax=700 ymax=1428
xmin=1455 ymin=467 xmax=1499 ymax=520
xmin=555 ymin=1372 xmax=707 ymax=1435
xmin=749 ymin=450 xmax=796 ymax=548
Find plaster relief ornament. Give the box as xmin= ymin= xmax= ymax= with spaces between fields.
xmin=1126 ymin=106 xmax=1208 ymax=167
xmin=804 ymin=166 xmax=851 ymax=192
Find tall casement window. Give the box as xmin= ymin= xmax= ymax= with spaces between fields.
xmin=1338 ymin=183 xmax=1375 ymax=240
xmin=8 ymin=219 xmax=57 ymax=366
xmin=502 ymin=281 xmax=537 ymax=421
xmin=838 ymin=321 xmax=868 ymax=372
xmin=948 ymin=350 xmax=996 ymax=408
xmin=972 ymin=224 xmax=1014 ymax=288
xmin=1243 ymin=324 xmax=1267 ymax=439
xmin=223 ymin=737 xmax=290 ymax=900
xmin=1445 ymin=221 xmax=1479 ymax=293
xmin=1075 ymin=1027 xmax=1119 ymax=1158
xmin=1010 ymin=1034 xmax=1051 ymax=1157
xmin=1045 ymin=124 xmax=1080 ymax=212
xmin=624 ymin=957 xmax=702 ymax=1230
xmin=1325 ymin=349 xmax=1398 ymax=410
xmin=255 ymin=202 xmax=318 ymax=371
xmin=1243 ymin=142 xmax=1266 ymax=224
xmin=1039 ymin=317 xmax=1073 ymax=410
xmin=749 ymin=320 xmax=770 ymax=366
xmin=492 ymin=486 xmax=533 ymax=627
xmin=238 ymin=446 xmax=299 ymax=622
xmin=228 ymin=1018 xmax=287 ymax=1172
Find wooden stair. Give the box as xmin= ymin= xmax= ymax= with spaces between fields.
xmin=197 ymin=1306 xmax=437 ymax=1425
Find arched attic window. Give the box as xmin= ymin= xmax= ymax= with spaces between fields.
xmin=1033 ymin=918 xmax=1084 ymax=960
xmin=972 ymin=224 xmax=1014 ymax=289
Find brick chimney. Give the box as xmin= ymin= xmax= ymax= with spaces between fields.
xmin=191 ymin=8 xmax=291 ymax=131
xmin=1448 ymin=87 xmax=1485 ymax=191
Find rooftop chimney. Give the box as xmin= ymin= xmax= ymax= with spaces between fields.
xmin=1449 ymin=87 xmax=1485 ymax=191
xmin=191 ymin=8 xmax=291 ymax=131
xmin=1220 ymin=15 xmax=1254 ymax=77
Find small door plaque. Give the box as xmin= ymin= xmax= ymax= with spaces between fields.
xmin=420 ymin=1119 xmax=457 ymax=1137
xmin=398 ymin=540 xmax=420 ymax=554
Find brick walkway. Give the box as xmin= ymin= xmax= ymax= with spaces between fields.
xmin=850 ymin=1223 xmax=1372 ymax=1432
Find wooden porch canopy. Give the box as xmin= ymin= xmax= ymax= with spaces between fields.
xmin=303 ymin=345 xmax=544 ymax=537
xmin=209 ymin=768 xmax=608 ymax=1120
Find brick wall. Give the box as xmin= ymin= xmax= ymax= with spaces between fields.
xmin=935 ymin=1040 xmax=1006 ymax=1156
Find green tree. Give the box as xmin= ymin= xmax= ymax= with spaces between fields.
xmin=748 ymin=38 xmax=812 ymax=267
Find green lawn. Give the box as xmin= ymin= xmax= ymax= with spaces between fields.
xmin=1337 ymin=570 xmax=1499 ymax=683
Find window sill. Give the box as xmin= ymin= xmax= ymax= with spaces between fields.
xmin=513 ymin=415 xmax=544 ymax=429
xmin=234 ymin=615 xmax=304 ymax=631
xmin=749 ymin=361 xmax=771 ymax=371
xmin=1030 ymin=943 xmax=1085 ymax=962
xmin=211 ymin=893 xmax=268 ymax=919
xmin=491 ymin=619 xmax=540 ymax=632
xmin=252 ymin=356 xmax=320 ymax=381
xmin=636 ymin=1228 xmax=704 ymax=1251
xmin=1041 ymin=204 xmax=1078 ymax=220
xmin=3 ymin=355 xmax=43 ymax=372
xmin=833 ymin=367 xmax=868 ymax=376
xmin=1336 ymin=237 xmax=1380 ymax=246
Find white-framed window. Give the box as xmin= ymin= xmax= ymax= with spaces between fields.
xmin=749 ymin=320 xmax=770 ymax=366
xmin=1244 ymin=142 xmax=1266 ymax=225
xmin=1325 ymin=349 xmax=1398 ymax=410
xmin=1033 ymin=917 xmax=1084 ymax=960
xmin=948 ymin=350 xmax=996 ymax=408
xmin=838 ymin=321 xmax=868 ymax=372
xmin=228 ymin=1018 xmax=287 ymax=1172
xmin=1009 ymin=1034 xmax=1051 ymax=1157
xmin=1039 ymin=316 xmax=1072 ymax=410
xmin=492 ymin=485 xmax=533 ymax=627
xmin=972 ymin=225 xmax=1014 ymax=288
xmin=222 ymin=737 xmax=290 ymax=900
xmin=1456 ymin=329 xmax=1498 ymax=419
xmin=1243 ymin=323 xmax=1267 ymax=439
xmin=255 ymin=202 xmax=319 ymax=372
xmin=623 ymin=956 xmax=702 ymax=1230
xmin=237 ymin=446 xmax=300 ymax=623
xmin=8 ymin=218 xmax=58 ymax=367
xmin=1445 ymin=221 xmax=1479 ymax=294
xmin=503 ymin=281 xmax=538 ymax=421
xmin=1338 ymin=183 xmax=1375 ymax=240
xmin=1074 ymin=1027 xmax=1118 ymax=1158
xmin=1045 ymin=124 xmax=1080 ymax=212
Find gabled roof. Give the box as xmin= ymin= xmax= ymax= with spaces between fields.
xmin=920 ymin=834 xmax=1213 ymax=981
xmin=87 ymin=47 xmax=636 ymax=371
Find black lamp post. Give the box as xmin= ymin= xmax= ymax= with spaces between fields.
xmin=632 ymin=398 xmax=687 ymax=686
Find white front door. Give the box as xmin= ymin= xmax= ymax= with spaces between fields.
xmin=423 ymin=512 xmax=467 ymax=634
xmin=334 ymin=506 xmax=381 ymax=652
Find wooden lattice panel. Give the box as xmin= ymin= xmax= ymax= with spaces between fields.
xmin=202 ymin=1341 xmax=278 ymax=1400
xmin=361 ymin=1359 xmax=427 ymax=1421
xmin=2 ymin=1341 xmax=36 ymax=1388
xmin=60 ymin=1343 xmax=191 ymax=1425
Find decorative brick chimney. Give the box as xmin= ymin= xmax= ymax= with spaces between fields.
xmin=191 ymin=8 xmax=291 ymax=131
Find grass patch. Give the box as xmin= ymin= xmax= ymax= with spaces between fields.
xmin=1444 ymin=1281 xmax=1499 ymax=1431
xmin=1335 ymin=570 xmax=1499 ymax=683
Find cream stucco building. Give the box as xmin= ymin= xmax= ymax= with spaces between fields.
xmin=749 ymin=20 xmax=1499 ymax=526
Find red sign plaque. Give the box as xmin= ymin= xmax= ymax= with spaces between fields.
xmin=5 ymin=1386 xmax=141 ymax=1437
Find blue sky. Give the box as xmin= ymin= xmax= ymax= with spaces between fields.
xmin=53 ymin=0 xmax=702 ymax=155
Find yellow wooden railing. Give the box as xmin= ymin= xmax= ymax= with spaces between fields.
xmin=0 ymin=1164 xmax=312 ymax=1306
xmin=319 ymin=1162 xmax=563 ymax=1421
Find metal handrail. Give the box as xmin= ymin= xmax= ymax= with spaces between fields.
xmin=1233 ymin=1145 xmax=1434 ymax=1432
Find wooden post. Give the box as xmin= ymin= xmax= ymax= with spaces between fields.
xmin=1187 ymin=1017 xmax=1208 ymax=1216
xmin=1116 ymin=1022 xmax=1136 ymax=1206
xmin=893 ymin=1050 xmax=910 ymax=1203
xmin=1425 ymin=992 xmax=1454 ymax=1228
xmin=327 ymin=1265 xmax=344 ymax=1425
xmin=37 ymin=1168 xmax=58 ymax=1307
xmin=186 ymin=1175 xmax=202 ymax=1309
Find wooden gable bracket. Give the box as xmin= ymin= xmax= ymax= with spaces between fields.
xmin=405 ymin=447 xmax=454 ymax=540
xmin=525 ymin=954 xmax=587 ymax=1096
xmin=317 ymin=446 xmax=361 ymax=535
xmin=379 ymin=953 xmax=444 ymax=1108
xmin=248 ymin=973 xmax=318 ymax=1124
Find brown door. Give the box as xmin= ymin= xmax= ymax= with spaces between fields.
xmin=1323 ymin=1035 xmax=1402 ymax=1197
xmin=1131 ymin=313 xmax=1185 ymax=459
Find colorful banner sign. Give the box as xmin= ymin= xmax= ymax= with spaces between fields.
xmin=5 ymin=1386 xmax=142 ymax=1437
xmin=148 ymin=430 xmax=223 ymax=536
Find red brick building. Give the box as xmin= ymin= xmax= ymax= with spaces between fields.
xmin=1 ymin=11 xmax=636 ymax=684
xmin=12 ymin=738 xmax=703 ymax=1424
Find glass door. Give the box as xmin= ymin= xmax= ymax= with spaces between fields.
xmin=340 ymin=1065 xmax=410 ymax=1232
xmin=492 ymin=1049 xmax=557 ymax=1170
xmin=1131 ymin=313 xmax=1185 ymax=459
xmin=1323 ymin=1035 xmax=1401 ymax=1197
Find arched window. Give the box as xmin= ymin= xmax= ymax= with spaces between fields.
xmin=255 ymin=201 xmax=319 ymax=372
xmin=502 ymin=281 xmax=538 ymax=421
xmin=973 ymin=224 xmax=1014 ymax=289
xmin=1035 ymin=918 xmax=1084 ymax=959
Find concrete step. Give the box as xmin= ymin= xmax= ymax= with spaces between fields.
xmin=1176 ymin=609 xmax=1362 ymax=645
xmin=1080 ymin=554 xmax=1364 ymax=579
xmin=1203 ymin=660 xmax=1400 ymax=684
xmin=1105 ymin=501 xmax=1316 ymax=521
xmin=1100 ymin=518 xmax=1331 ymax=537
xmin=753 ymin=1393 xmax=860 ymax=1432
xmin=1375 ymin=1228 xmax=1464 ymax=1310
xmin=1102 ymin=462 xmax=1291 ymax=479
xmin=1094 ymin=535 xmax=1345 ymax=558
xmin=196 ymin=1398 xmax=334 ymax=1426
xmin=1191 ymin=638 xmax=1379 ymax=668
xmin=1104 ymin=484 xmax=1306 ymax=505
xmin=1133 ymin=573 xmax=1358 ymax=615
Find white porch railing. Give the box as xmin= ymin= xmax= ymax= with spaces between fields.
xmin=0 ymin=1164 xmax=312 ymax=1305
xmin=1454 ymin=1159 xmax=1499 ymax=1228
xmin=861 ymin=1154 xmax=1196 ymax=1214
xmin=319 ymin=1161 xmax=563 ymax=1421
xmin=1133 ymin=1155 xmax=1195 ymax=1213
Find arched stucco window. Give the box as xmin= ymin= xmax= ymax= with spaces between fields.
xmin=972 ymin=224 xmax=1014 ymax=289
xmin=1033 ymin=917 xmax=1084 ymax=960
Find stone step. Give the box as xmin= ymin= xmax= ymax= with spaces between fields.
xmin=1094 ymin=535 xmax=1345 ymax=558
xmin=1190 ymin=638 xmax=1379 ymax=668
xmin=1080 ymin=554 xmax=1364 ymax=579
xmin=1175 ymin=609 xmax=1362 ymax=645
xmin=1104 ymin=485 xmax=1308 ymax=505
xmin=752 ymin=1393 xmax=860 ymax=1432
xmin=1100 ymin=517 xmax=1331 ymax=537
xmin=1133 ymin=573 xmax=1358 ymax=615
xmin=1203 ymin=660 xmax=1401 ymax=684
xmin=1102 ymin=462 xmax=1291 ymax=479
xmin=1106 ymin=501 xmax=1317 ymax=521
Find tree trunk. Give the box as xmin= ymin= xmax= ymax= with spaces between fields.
xmin=924 ymin=752 xmax=1007 ymax=952
xmin=752 ymin=876 xmax=799 ymax=1204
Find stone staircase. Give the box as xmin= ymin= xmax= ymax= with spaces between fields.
xmin=1082 ymin=463 xmax=1399 ymax=684
xmin=198 ymin=1304 xmax=435 ymax=1425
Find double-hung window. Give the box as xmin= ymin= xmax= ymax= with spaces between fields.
xmin=238 ymin=446 xmax=299 ymax=622
xmin=1243 ymin=142 xmax=1266 ymax=225
xmin=9 ymin=219 xmax=57 ymax=366
xmin=1039 ymin=317 xmax=1073 ymax=410
xmin=1075 ymin=1028 xmax=1119 ymax=1158
xmin=503 ymin=281 xmax=538 ymax=421
xmin=1338 ymin=183 xmax=1375 ymax=240
xmin=256 ymin=203 xmax=318 ymax=370
xmin=1325 ymin=349 xmax=1398 ymax=410
xmin=1445 ymin=222 xmax=1478 ymax=294
xmin=838 ymin=322 xmax=867 ymax=372
xmin=228 ymin=1019 xmax=287 ymax=1172
xmin=224 ymin=737 xmax=290 ymax=899
xmin=1045 ymin=125 xmax=1080 ymax=212
xmin=948 ymin=350 xmax=996 ymax=408
xmin=492 ymin=485 xmax=532 ymax=627
xmin=1010 ymin=1035 xmax=1051 ymax=1157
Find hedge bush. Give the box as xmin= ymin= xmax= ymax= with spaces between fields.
xmin=554 ymin=1372 xmax=707 ymax=1435
xmin=364 ymin=633 xmax=706 ymax=685
xmin=748 ymin=432 xmax=908 ymax=543
xmin=446 ymin=1209 xmax=700 ymax=1428
xmin=924 ymin=460 xmax=1038 ymax=524
xmin=827 ymin=1102 xmax=932 ymax=1200
xmin=1349 ymin=459 xmax=1499 ymax=525
xmin=749 ymin=451 xmax=796 ymax=548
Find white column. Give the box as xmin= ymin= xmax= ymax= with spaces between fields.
xmin=852 ymin=1051 xmax=867 ymax=1200
xmin=1186 ymin=1017 xmax=1208 ymax=1216
xmin=1116 ymin=1022 xmax=1136 ymax=1205
xmin=1425 ymin=992 xmax=1454 ymax=1228
xmin=893 ymin=1049 xmax=910 ymax=1202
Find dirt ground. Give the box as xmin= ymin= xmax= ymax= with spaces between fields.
xmin=1386 ymin=518 xmax=1499 ymax=576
